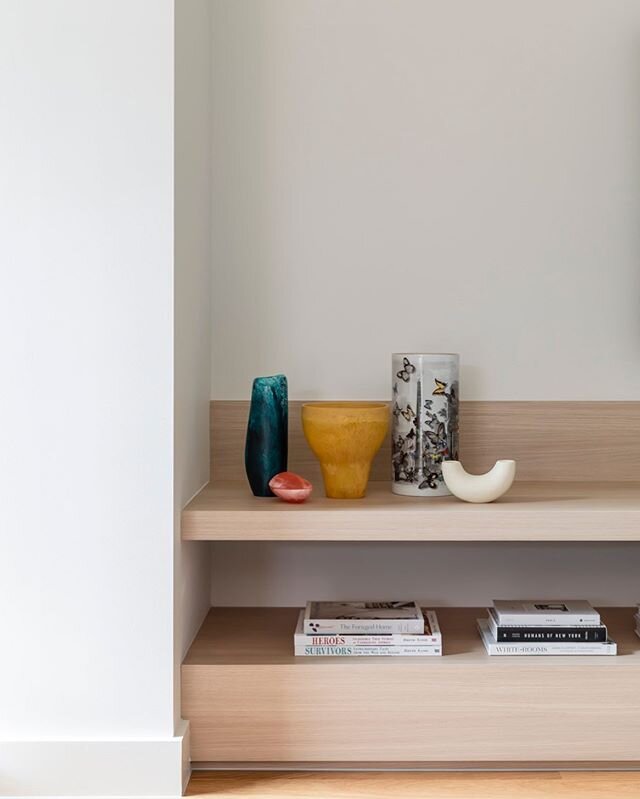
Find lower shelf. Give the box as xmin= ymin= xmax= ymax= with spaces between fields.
xmin=182 ymin=607 xmax=640 ymax=764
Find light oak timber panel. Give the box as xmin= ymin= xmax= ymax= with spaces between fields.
xmin=187 ymin=770 xmax=640 ymax=798
xmin=182 ymin=607 xmax=640 ymax=764
xmin=210 ymin=401 xmax=640 ymax=483
xmin=190 ymin=761 xmax=640 ymax=771
xmin=181 ymin=481 xmax=640 ymax=541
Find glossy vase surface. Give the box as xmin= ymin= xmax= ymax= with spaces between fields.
xmin=245 ymin=374 xmax=288 ymax=496
xmin=392 ymin=353 xmax=459 ymax=496
xmin=302 ymin=402 xmax=388 ymax=499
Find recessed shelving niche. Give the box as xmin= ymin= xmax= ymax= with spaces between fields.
xmin=181 ymin=400 xmax=640 ymax=768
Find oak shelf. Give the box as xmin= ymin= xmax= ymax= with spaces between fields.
xmin=182 ymin=607 xmax=640 ymax=764
xmin=181 ymin=481 xmax=640 ymax=541
xmin=184 ymin=606 xmax=640 ymax=667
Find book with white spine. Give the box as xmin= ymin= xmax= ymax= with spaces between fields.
xmin=295 ymin=609 xmax=440 ymax=652
xmin=492 ymin=600 xmax=600 ymax=627
xmin=478 ymin=619 xmax=617 ymax=656
xmin=303 ymin=600 xmax=424 ymax=635
xmin=295 ymin=644 xmax=442 ymax=656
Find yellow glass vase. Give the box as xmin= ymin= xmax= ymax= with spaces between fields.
xmin=301 ymin=402 xmax=389 ymax=499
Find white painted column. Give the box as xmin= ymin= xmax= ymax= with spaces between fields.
xmin=0 ymin=1 xmax=208 ymax=795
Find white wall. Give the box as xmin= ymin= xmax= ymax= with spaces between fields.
xmin=211 ymin=542 xmax=640 ymax=608
xmin=210 ymin=0 xmax=640 ymax=401
xmin=209 ymin=0 xmax=640 ymax=610
xmin=0 ymin=1 xmax=184 ymax=795
xmin=174 ymin=0 xmax=213 ymax=719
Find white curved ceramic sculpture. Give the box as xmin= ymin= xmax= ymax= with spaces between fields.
xmin=441 ymin=460 xmax=516 ymax=503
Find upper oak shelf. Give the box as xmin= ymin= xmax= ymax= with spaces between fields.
xmin=181 ymin=481 xmax=640 ymax=542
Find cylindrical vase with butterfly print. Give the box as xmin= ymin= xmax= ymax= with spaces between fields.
xmin=392 ymin=353 xmax=459 ymax=496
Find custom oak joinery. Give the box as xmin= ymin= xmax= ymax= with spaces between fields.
xmin=182 ymin=608 xmax=640 ymax=764
xmin=181 ymin=400 xmax=640 ymax=767
xmin=182 ymin=400 xmax=640 ymax=542
xmin=182 ymin=481 xmax=640 ymax=541
xmin=209 ymin=401 xmax=640 ymax=483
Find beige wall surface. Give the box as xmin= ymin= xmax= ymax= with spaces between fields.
xmin=210 ymin=0 xmax=640 ymax=401
xmin=174 ymin=0 xmax=213 ymax=725
xmin=210 ymin=541 xmax=640 ymax=607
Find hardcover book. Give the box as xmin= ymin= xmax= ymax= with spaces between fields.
xmin=303 ymin=600 xmax=424 ymax=635
xmin=492 ymin=600 xmax=600 ymax=627
xmin=478 ymin=619 xmax=617 ymax=656
xmin=295 ymin=609 xmax=440 ymax=652
xmin=487 ymin=608 xmax=607 ymax=643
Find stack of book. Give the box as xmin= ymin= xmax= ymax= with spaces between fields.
xmin=634 ymin=605 xmax=640 ymax=640
xmin=478 ymin=600 xmax=617 ymax=656
xmin=294 ymin=601 xmax=442 ymax=656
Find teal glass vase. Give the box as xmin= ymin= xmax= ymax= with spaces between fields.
xmin=244 ymin=374 xmax=288 ymax=496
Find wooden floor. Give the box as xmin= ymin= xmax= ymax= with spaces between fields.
xmin=187 ymin=770 xmax=640 ymax=798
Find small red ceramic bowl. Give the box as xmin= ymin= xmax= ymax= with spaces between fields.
xmin=269 ymin=472 xmax=313 ymax=503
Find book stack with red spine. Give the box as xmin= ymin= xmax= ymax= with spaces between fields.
xmin=294 ymin=601 xmax=442 ymax=656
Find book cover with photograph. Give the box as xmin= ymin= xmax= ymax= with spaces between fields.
xmin=303 ymin=600 xmax=424 ymax=635
xmin=295 ymin=609 xmax=440 ymax=648
xmin=492 ymin=600 xmax=600 ymax=627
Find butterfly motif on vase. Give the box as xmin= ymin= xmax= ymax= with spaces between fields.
xmin=396 ymin=357 xmax=416 ymax=383
xmin=401 ymin=404 xmax=416 ymax=422
xmin=426 ymin=422 xmax=447 ymax=448
xmin=392 ymin=382 xmax=399 ymax=396
xmin=432 ymin=378 xmax=447 ymax=395
xmin=419 ymin=472 xmax=440 ymax=490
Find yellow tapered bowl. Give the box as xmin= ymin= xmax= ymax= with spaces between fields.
xmin=301 ymin=402 xmax=389 ymax=499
